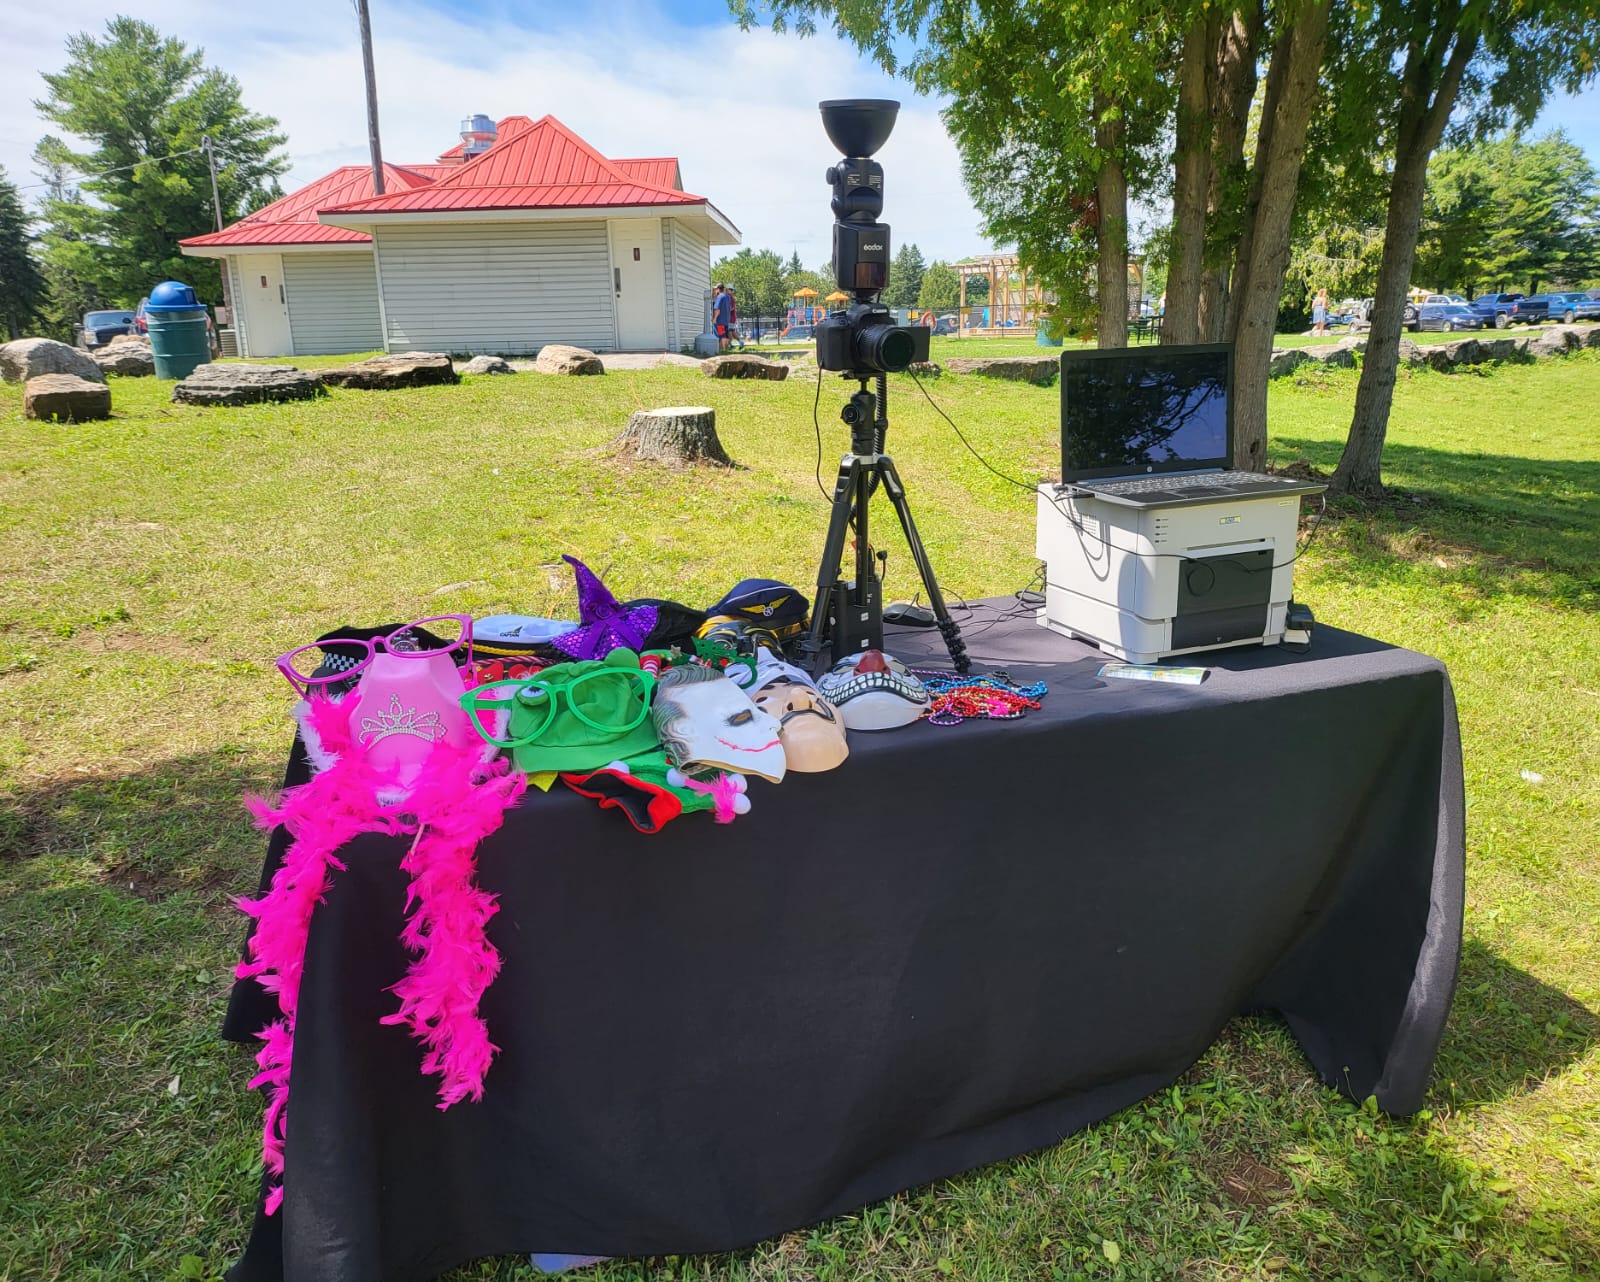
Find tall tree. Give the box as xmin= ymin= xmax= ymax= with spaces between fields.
xmin=883 ymin=241 xmax=926 ymax=307
xmin=1332 ymin=0 xmax=1600 ymax=497
xmin=28 ymin=152 xmax=106 ymax=343
xmin=33 ymin=17 xmax=288 ymax=305
xmin=0 ymin=168 xmax=47 ymax=340
xmin=917 ymin=260 xmax=960 ymax=311
xmin=712 ymin=247 xmax=789 ymax=329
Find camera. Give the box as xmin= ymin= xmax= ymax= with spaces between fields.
xmin=813 ymin=100 xmax=931 ymax=376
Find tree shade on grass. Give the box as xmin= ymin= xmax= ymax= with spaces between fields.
xmin=1 ymin=354 xmax=1598 ymax=1280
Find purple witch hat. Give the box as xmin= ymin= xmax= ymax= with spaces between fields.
xmin=548 ymin=556 xmax=659 ymax=661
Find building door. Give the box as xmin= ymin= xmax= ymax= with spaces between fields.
xmin=608 ymin=219 xmax=667 ymax=349
xmin=236 ymin=254 xmax=293 ymax=356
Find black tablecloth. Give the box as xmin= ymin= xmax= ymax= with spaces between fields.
xmin=225 ymin=606 xmax=1464 ymax=1282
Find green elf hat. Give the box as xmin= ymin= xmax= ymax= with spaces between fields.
xmin=561 ymin=749 xmax=752 ymax=832
xmin=509 ymin=649 xmax=661 ymax=775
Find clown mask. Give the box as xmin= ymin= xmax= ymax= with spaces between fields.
xmin=751 ymin=655 xmax=848 ymax=773
xmin=652 ymin=665 xmax=786 ymax=783
xmin=816 ymin=649 xmax=930 ymax=731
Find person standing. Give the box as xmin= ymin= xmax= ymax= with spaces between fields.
xmin=1312 ymin=287 xmax=1329 ymax=337
xmin=713 ymin=283 xmax=733 ymax=352
xmin=726 ymin=287 xmax=745 ymax=350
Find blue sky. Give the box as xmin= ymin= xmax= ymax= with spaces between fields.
xmin=2 ymin=1 xmax=1596 ymax=268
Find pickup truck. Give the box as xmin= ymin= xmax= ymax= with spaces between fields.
xmin=1510 ymin=293 xmax=1600 ymax=325
xmin=1467 ymin=293 xmax=1522 ymax=328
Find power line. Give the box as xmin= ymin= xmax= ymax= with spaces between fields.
xmin=16 ymin=145 xmax=210 ymax=193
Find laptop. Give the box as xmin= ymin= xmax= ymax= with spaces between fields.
xmin=1056 ymin=342 xmax=1326 ymax=507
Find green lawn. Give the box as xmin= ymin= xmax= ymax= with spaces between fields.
xmin=2 ymin=351 xmax=1597 ymax=1282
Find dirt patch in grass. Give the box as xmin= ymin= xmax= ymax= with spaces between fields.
xmin=1216 ymin=1153 xmax=1293 ymax=1206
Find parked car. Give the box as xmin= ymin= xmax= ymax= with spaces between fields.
xmin=1467 ymin=293 xmax=1523 ymax=328
xmin=1556 ymin=291 xmax=1600 ymax=322
xmin=931 ymin=314 xmax=959 ymax=336
xmin=782 ymin=324 xmax=815 ymax=342
xmin=78 ymin=309 xmax=136 ymax=350
xmin=134 ymin=297 xmax=150 ymax=335
xmin=1506 ymin=293 xmax=1597 ymax=324
xmin=1411 ymin=299 xmax=1485 ymax=332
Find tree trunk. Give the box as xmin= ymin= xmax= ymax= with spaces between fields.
xmin=1095 ymin=97 xmax=1128 ymax=349
xmin=1227 ymin=0 xmax=1329 ymax=471
xmin=615 ymin=406 xmax=733 ymax=466
xmin=1163 ymin=17 xmax=1213 ymax=344
xmin=1333 ymin=29 xmax=1479 ymax=497
xmin=1198 ymin=2 xmax=1261 ymax=340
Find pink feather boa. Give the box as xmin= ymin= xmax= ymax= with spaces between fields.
xmin=237 ymin=695 xmax=524 ymax=1214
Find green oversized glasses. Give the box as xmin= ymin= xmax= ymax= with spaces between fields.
xmin=460 ymin=670 xmax=656 ymax=749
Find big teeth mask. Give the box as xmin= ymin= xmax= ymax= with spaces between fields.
xmin=816 ymin=650 xmax=930 ymax=731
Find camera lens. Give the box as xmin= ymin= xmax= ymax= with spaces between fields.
xmin=856 ymin=325 xmax=917 ymax=373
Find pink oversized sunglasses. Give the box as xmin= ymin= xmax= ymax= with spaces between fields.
xmin=276 ymin=615 xmax=475 ymax=695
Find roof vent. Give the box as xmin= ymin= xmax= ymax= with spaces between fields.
xmin=460 ymin=114 xmax=497 ymax=159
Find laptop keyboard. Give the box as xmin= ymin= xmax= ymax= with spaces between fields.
xmin=1088 ymin=471 xmax=1269 ymax=495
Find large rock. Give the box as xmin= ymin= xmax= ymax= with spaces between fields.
xmin=24 ymin=373 xmax=112 ymax=422
xmin=1 ymin=337 xmax=106 ymax=385
xmin=533 ymin=344 xmax=604 ymax=376
xmin=1528 ymin=329 xmax=1576 ymax=359
xmin=172 ymin=363 xmax=325 ymax=406
xmin=1310 ymin=337 xmax=1366 ymax=369
xmin=1475 ymin=336 xmax=1530 ymax=363
xmin=943 ymin=356 xmax=1059 ymax=385
xmin=1269 ymin=348 xmax=1313 ymax=378
xmin=321 ymin=352 xmax=459 ymax=389
xmin=1397 ymin=337 xmax=1425 ymax=366
xmin=91 ymin=344 xmax=155 ymax=377
xmin=1583 ymin=327 xmax=1600 ymax=351
xmin=1423 ymin=338 xmax=1481 ymax=371
xmin=108 ymin=333 xmax=150 ymax=347
xmin=701 ymin=353 xmax=788 ymax=381
xmin=460 ymin=355 xmax=514 ymax=376
xmin=1536 ymin=325 xmax=1585 ymax=353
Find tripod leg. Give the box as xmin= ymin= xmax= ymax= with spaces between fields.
xmin=878 ymin=457 xmax=970 ymax=673
xmin=802 ymin=456 xmax=862 ymax=670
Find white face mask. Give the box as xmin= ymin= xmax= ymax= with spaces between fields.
xmin=653 ymin=669 xmax=786 ymax=783
xmin=752 ymin=679 xmax=849 ymax=773
xmin=816 ymin=650 xmax=930 ymax=730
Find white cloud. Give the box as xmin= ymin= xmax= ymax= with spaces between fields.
xmin=0 ymin=0 xmax=994 ymax=266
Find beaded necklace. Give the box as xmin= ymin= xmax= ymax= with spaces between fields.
xmin=908 ymin=668 xmax=1048 ymax=726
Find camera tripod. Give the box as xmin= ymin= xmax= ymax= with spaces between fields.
xmin=801 ymin=373 xmax=970 ymax=674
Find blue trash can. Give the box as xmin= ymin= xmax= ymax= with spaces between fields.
xmin=145 ymin=280 xmax=213 ymax=380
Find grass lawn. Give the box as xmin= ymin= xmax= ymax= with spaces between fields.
xmin=1 ymin=349 xmax=1597 ymax=1282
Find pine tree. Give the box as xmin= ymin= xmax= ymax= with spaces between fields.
xmin=883 ymin=241 xmax=926 ymax=308
xmin=32 ymin=18 xmax=288 ymax=304
xmin=0 ymin=167 xmax=47 ymax=340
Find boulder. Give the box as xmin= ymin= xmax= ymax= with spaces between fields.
xmin=321 ymin=352 xmax=459 ymax=389
xmin=172 ymin=363 xmax=326 ymax=407
xmin=1269 ymin=348 xmax=1313 ymax=378
xmin=1537 ymin=325 xmax=1585 ymax=353
xmin=108 ymin=333 xmax=150 ymax=347
xmin=1397 ymin=337 xmax=1425 ymax=366
xmin=909 ymin=361 xmax=942 ymax=378
xmin=533 ymin=344 xmax=604 ymax=376
xmin=701 ymin=353 xmax=788 ymax=381
xmin=1424 ymin=338 xmax=1481 ymax=371
xmin=1 ymin=337 xmax=106 ymax=385
xmin=91 ymin=344 xmax=155 ymax=377
xmin=942 ymin=356 xmax=1059 ymax=385
xmin=460 ymin=355 xmax=514 ymax=376
xmin=1583 ymin=327 xmax=1600 ymax=351
xmin=1528 ymin=329 xmax=1575 ymax=359
xmin=1475 ymin=336 xmax=1530 ymax=363
xmin=1309 ymin=337 xmax=1365 ymax=369
xmin=24 ymin=373 xmax=112 ymax=422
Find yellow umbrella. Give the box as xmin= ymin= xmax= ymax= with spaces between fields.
xmin=793 ymin=287 xmax=819 ymax=298
xmin=825 ymin=291 xmax=850 ymax=303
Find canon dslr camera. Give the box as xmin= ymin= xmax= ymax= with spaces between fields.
xmin=813 ymin=99 xmax=931 ymax=376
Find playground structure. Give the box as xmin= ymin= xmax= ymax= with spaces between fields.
xmin=957 ymin=255 xmax=1053 ymax=335
xmin=783 ymin=288 xmax=827 ymax=335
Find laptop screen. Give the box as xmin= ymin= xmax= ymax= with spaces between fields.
xmin=1060 ymin=343 xmax=1232 ymax=481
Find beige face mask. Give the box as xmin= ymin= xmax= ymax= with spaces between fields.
xmin=751 ymin=678 xmax=849 ymax=773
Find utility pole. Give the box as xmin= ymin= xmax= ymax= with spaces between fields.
xmin=202 ymin=135 xmax=234 ymax=329
xmin=354 ymin=0 xmax=385 ymax=194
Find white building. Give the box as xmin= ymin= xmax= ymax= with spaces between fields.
xmin=180 ymin=115 xmax=739 ymax=358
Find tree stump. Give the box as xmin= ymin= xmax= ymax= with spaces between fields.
xmin=615 ymin=406 xmax=733 ymax=466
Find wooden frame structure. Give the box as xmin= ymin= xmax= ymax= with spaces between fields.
xmin=957 ymin=255 xmax=1052 ymax=336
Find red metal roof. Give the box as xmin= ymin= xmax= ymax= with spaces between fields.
xmin=182 ymin=115 xmax=710 ymax=250
xmin=614 ymin=158 xmax=680 ymax=189
xmin=322 ymin=116 xmax=705 ymax=217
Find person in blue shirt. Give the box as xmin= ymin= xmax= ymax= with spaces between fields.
xmin=713 ymin=283 xmax=733 ymax=351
